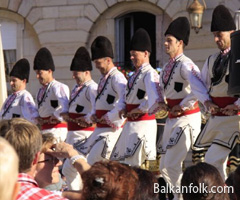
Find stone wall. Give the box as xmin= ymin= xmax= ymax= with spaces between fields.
xmin=0 ymin=0 xmax=239 ymax=95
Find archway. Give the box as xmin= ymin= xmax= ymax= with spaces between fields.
xmin=115 ymin=12 xmax=156 ymax=69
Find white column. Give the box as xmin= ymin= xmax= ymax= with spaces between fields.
xmin=0 ymin=26 xmax=8 ymax=108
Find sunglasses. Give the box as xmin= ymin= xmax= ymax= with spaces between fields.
xmin=38 ymin=156 xmax=59 ymax=164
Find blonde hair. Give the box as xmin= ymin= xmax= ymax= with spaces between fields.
xmin=41 ymin=133 xmax=57 ymax=153
xmin=4 ymin=118 xmax=42 ymax=173
xmin=0 ymin=137 xmax=19 ymax=200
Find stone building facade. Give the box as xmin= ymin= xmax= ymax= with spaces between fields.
xmin=0 ymin=0 xmax=239 ymax=96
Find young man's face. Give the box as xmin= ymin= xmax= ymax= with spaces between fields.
xmin=164 ymin=35 xmax=181 ymax=57
xmin=130 ymin=50 xmax=147 ymax=69
xmin=35 ymin=70 xmax=52 ymax=86
xmin=72 ymin=71 xmax=87 ymax=85
xmin=213 ymin=31 xmax=233 ymax=51
xmin=93 ymin=57 xmax=110 ymax=75
xmin=35 ymin=153 xmax=61 ymax=188
xmin=10 ymin=76 xmax=26 ymax=92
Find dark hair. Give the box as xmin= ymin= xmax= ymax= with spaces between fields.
xmin=233 ymin=165 xmax=240 ymax=200
xmin=81 ymin=161 xmax=138 ymax=200
xmin=181 ymin=162 xmax=230 ymax=200
xmin=225 ymin=172 xmax=237 ymax=200
xmin=0 ymin=120 xmax=11 ymax=138
xmin=132 ymin=167 xmax=159 ymax=200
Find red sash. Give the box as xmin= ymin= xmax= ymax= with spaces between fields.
xmin=211 ymin=96 xmax=240 ymax=116
xmin=68 ymin=113 xmax=95 ymax=131
xmin=95 ymin=110 xmax=111 ymax=128
xmin=126 ymin=104 xmax=155 ymax=121
xmin=41 ymin=117 xmax=67 ymax=130
xmin=167 ymin=99 xmax=200 ymax=119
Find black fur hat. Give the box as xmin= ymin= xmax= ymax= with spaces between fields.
xmin=165 ymin=17 xmax=190 ymax=46
xmin=130 ymin=28 xmax=152 ymax=53
xmin=70 ymin=47 xmax=92 ymax=71
xmin=211 ymin=5 xmax=236 ymax=32
xmin=10 ymin=58 xmax=30 ymax=83
xmin=91 ymin=36 xmax=114 ymax=61
xmin=33 ymin=47 xmax=55 ymax=71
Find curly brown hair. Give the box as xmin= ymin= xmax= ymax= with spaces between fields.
xmin=81 ymin=161 xmax=138 ymax=200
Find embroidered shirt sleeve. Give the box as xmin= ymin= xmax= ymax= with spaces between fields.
xmin=144 ymin=70 xmax=165 ymax=115
xmin=181 ymin=61 xmax=210 ymax=106
xmin=21 ymin=92 xmax=39 ymax=124
xmin=104 ymin=72 xmax=127 ymax=129
xmin=85 ymin=82 xmax=98 ymax=124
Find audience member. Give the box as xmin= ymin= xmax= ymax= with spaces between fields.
xmin=225 ymin=172 xmax=236 ymax=200
xmin=50 ymin=142 xmax=161 ymax=200
xmin=35 ymin=133 xmax=63 ymax=191
xmin=132 ymin=167 xmax=159 ymax=200
xmin=0 ymin=137 xmax=19 ymax=200
xmin=81 ymin=161 xmax=138 ymax=200
xmin=3 ymin=118 xmax=67 ymax=200
xmin=233 ymin=165 xmax=240 ymax=200
xmin=181 ymin=162 xmax=230 ymax=200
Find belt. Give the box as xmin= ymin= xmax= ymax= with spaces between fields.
xmin=126 ymin=104 xmax=155 ymax=121
xmin=41 ymin=117 xmax=67 ymax=130
xmin=68 ymin=113 xmax=95 ymax=131
xmin=166 ymin=98 xmax=200 ymax=119
xmin=211 ymin=96 xmax=240 ymax=116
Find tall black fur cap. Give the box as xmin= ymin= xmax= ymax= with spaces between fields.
xmin=130 ymin=28 xmax=152 ymax=53
xmin=211 ymin=5 xmax=236 ymax=32
xmin=165 ymin=17 xmax=190 ymax=46
xmin=70 ymin=47 xmax=92 ymax=71
xmin=91 ymin=36 xmax=114 ymax=61
xmin=33 ymin=47 xmax=55 ymax=71
xmin=10 ymin=58 xmax=30 ymax=83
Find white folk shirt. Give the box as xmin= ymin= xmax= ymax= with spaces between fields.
xmin=125 ymin=63 xmax=163 ymax=114
xmin=110 ymin=63 xmax=162 ymax=164
xmin=36 ymin=79 xmax=69 ymax=121
xmin=0 ymin=90 xmax=39 ymax=123
xmin=69 ymin=80 xmax=98 ymax=123
xmin=94 ymin=67 xmax=127 ymax=129
xmin=160 ymin=54 xmax=209 ymax=109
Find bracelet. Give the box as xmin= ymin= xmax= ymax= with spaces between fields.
xmin=70 ymin=154 xmax=86 ymax=165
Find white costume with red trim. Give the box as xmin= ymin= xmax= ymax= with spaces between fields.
xmin=159 ymin=54 xmax=209 ymax=199
xmin=194 ymin=50 xmax=240 ymax=180
xmin=110 ymin=63 xmax=163 ymax=166
xmin=0 ymin=90 xmax=39 ymax=123
xmin=62 ymin=79 xmax=97 ymax=190
xmin=36 ymin=79 xmax=69 ymax=142
xmin=76 ymin=67 xmax=127 ymax=165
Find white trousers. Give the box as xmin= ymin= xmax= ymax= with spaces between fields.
xmin=42 ymin=127 xmax=68 ymax=142
xmin=159 ymin=113 xmax=201 ymax=200
xmin=205 ymin=144 xmax=231 ymax=180
xmin=195 ymin=115 xmax=240 ymax=180
xmin=62 ymin=159 xmax=83 ymax=190
xmin=63 ymin=130 xmax=92 ymax=190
